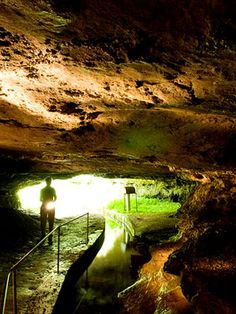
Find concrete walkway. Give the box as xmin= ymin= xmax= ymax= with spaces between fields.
xmin=1 ymin=214 xmax=105 ymax=314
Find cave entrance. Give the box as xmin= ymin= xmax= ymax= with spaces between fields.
xmin=18 ymin=175 xmax=128 ymax=219
xmin=17 ymin=174 xmax=189 ymax=219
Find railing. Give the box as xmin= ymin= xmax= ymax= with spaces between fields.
xmin=1 ymin=212 xmax=89 ymax=314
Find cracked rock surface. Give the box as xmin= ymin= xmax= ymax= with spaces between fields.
xmin=0 ymin=0 xmax=235 ymax=179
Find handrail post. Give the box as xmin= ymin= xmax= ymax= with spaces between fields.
xmin=86 ymin=213 xmax=89 ymax=244
xmin=12 ymin=269 xmax=17 ymax=314
xmin=2 ymin=272 xmax=11 ymax=314
xmin=1 ymin=212 xmax=90 ymax=313
xmin=57 ymin=226 xmax=61 ymax=274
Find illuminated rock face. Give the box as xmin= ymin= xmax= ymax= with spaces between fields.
xmin=0 ymin=0 xmax=235 ymax=312
xmin=164 ymin=178 xmax=236 ymax=313
xmin=0 ymin=0 xmax=235 ymax=179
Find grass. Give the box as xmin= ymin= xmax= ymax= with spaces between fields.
xmin=107 ymin=197 xmax=180 ymax=215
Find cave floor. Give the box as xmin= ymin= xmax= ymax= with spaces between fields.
xmin=0 ymin=212 xmax=191 ymax=314
xmin=0 ymin=214 xmax=105 ymax=314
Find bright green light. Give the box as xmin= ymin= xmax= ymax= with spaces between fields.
xmin=18 ymin=175 xmax=128 ymax=219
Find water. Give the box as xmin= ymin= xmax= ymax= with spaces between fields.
xmin=53 ymin=218 xmax=140 ymax=314
xmin=73 ymin=219 xmax=137 ymax=313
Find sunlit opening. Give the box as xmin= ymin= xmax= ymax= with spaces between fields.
xmin=18 ymin=175 xmax=133 ymax=219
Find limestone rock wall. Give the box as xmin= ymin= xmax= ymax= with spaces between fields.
xmin=134 ymin=177 xmax=195 ymax=203
xmin=164 ymin=177 xmax=236 ymax=313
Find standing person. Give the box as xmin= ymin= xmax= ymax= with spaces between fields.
xmin=40 ymin=176 xmax=57 ymax=245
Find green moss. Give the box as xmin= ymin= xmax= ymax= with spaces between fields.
xmin=107 ymin=197 xmax=180 ymax=215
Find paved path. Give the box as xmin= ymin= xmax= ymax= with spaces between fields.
xmin=0 ymin=214 xmax=105 ymax=314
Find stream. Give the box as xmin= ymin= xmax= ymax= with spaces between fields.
xmin=54 ymin=217 xmax=142 ymax=314
xmin=73 ymin=218 xmax=138 ymax=313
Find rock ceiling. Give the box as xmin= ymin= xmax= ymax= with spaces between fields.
xmin=0 ymin=0 xmax=235 ymax=180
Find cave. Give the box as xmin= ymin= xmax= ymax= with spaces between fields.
xmin=0 ymin=0 xmax=235 ymax=313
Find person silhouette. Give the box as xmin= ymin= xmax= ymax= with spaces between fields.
xmin=40 ymin=176 xmax=57 ymax=245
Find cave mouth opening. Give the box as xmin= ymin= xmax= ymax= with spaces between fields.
xmin=18 ymin=175 xmax=126 ymax=219
xmin=17 ymin=174 xmax=185 ymax=219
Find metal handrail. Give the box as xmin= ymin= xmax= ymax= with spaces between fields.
xmin=1 ymin=212 xmax=89 ymax=314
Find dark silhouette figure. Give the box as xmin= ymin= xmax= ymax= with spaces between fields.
xmin=40 ymin=177 xmax=57 ymax=245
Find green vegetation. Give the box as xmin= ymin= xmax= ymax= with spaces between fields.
xmin=107 ymin=197 xmax=180 ymax=215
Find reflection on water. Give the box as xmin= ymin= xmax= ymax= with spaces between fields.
xmin=73 ymin=219 xmax=137 ymax=314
